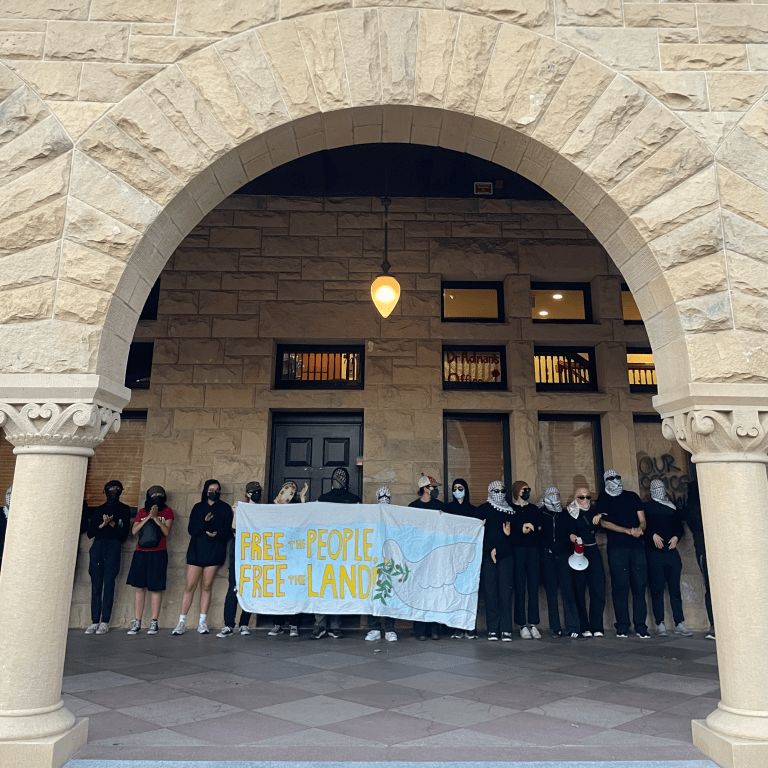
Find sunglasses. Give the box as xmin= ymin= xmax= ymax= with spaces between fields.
xmin=608 ymin=475 xmax=621 ymax=481
xmin=577 ymin=495 xmax=592 ymax=500
xmin=453 ymin=485 xmax=464 ymax=491
xmin=521 ymin=487 xmax=531 ymax=492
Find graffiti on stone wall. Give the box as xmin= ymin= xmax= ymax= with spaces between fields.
xmin=637 ymin=453 xmax=689 ymax=509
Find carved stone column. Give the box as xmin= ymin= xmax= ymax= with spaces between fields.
xmin=663 ymin=407 xmax=768 ymax=768
xmin=0 ymin=402 xmax=120 ymax=768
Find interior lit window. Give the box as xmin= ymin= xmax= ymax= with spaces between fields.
xmin=442 ymin=282 xmax=504 ymax=323
xmin=627 ymin=348 xmax=657 ymax=392
xmin=622 ymin=287 xmax=643 ymax=323
xmin=534 ymin=347 xmax=597 ymax=391
xmin=531 ymin=283 xmax=591 ymax=322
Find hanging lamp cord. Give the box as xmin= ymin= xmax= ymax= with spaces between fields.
xmin=381 ymin=196 xmax=391 ymax=274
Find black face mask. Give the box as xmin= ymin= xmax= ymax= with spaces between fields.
xmin=106 ymin=489 xmax=121 ymax=502
xmin=521 ymin=489 xmax=531 ymax=501
xmin=430 ymin=488 xmax=440 ymax=501
xmin=207 ymin=490 xmax=220 ymax=502
xmin=150 ymin=494 xmax=166 ymax=509
xmin=247 ymin=490 xmax=261 ymax=504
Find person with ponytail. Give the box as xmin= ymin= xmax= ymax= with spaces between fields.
xmin=172 ymin=479 xmax=233 ymax=636
xmin=126 ymin=486 xmax=174 ymax=636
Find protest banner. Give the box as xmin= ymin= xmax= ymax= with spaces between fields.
xmin=235 ymin=502 xmax=484 ymax=630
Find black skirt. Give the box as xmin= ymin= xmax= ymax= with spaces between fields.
xmin=127 ymin=549 xmax=168 ymax=592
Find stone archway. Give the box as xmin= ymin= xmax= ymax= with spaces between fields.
xmin=0 ymin=10 xmax=766 ymax=768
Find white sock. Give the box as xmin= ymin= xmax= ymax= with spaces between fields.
xmin=199 ymin=613 xmax=207 ymax=623
xmin=179 ymin=614 xmax=186 ymax=623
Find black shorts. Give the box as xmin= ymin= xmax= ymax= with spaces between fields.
xmin=127 ymin=549 xmax=168 ymax=592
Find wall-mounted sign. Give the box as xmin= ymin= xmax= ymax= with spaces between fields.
xmin=442 ymin=346 xmax=507 ymax=390
xmin=473 ymin=181 xmax=493 ymax=195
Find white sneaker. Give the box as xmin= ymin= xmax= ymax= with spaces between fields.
xmin=530 ymin=626 xmax=541 ymax=639
xmin=657 ymin=622 xmax=668 ymax=637
xmin=582 ymin=630 xmax=593 ymax=637
xmin=217 ymin=626 xmax=234 ymax=637
xmin=127 ymin=620 xmax=141 ymax=635
xmin=96 ymin=622 xmax=109 ymax=635
xmin=520 ymin=626 xmax=532 ymax=639
xmin=289 ymin=625 xmax=299 ymax=637
xmin=239 ymin=626 xmax=251 ymax=635
xmin=674 ymin=622 xmax=693 ymax=637
xmin=268 ymin=624 xmax=283 ymax=636
xmin=365 ymin=630 xmax=381 ymax=641
xmin=85 ymin=623 xmax=99 ymax=635
xmin=450 ymin=630 xmax=463 ymax=638
xmin=385 ymin=631 xmax=398 ymax=642
xmin=593 ymin=631 xmax=604 ymax=637
xmin=501 ymin=632 xmax=513 ymax=642
xmin=464 ymin=630 xmax=477 ymax=639
xmin=197 ymin=621 xmax=209 ymax=634
xmin=147 ymin=619 xmax=159 ymax=635
xmin=171 ymin=620 xmax=185 ymax=636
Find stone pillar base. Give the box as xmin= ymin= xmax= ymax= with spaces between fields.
xmin=0 ymin=718 xmax=88 ymax=768
xmin=693 ymin=719 xmax=768 ymax=768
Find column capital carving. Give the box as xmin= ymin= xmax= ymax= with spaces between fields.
xmin=0 ymin=402 xmax=120 ymax=455
xmin=662 ymin=407 xmax=768 ymax=464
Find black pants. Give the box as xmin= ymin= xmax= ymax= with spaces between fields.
xmin=541 ymin=550 xmax=579 ymax=634
xmin=481 ymin=554 xmax=514 ymax=634
xmin=367 ymin=614 xmax=395 ymax=631
xmin=696 ymin=549 xmax=714 ymax=627
xmin=608 ymin=546 xmax=648 ymax=635
xmin=314 ymin=614 xmax=341 ymax=630
xmin=89 ymin=539 xmax=122 ymax=624
xmin=413 ymin=621 xmax=441 ymax=638
xmin=647 ymin=547 xmax=685 ymax=626
xmin=513 ymin=545 xmax=540 ymax=627
xmin=224 ymin=538 xmax=252 ymax=629
xmin=571 ymin=545 xmax=606 ymax=633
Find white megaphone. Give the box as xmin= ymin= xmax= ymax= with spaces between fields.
xmin=568 ymin=537 xmax=589 ymax=571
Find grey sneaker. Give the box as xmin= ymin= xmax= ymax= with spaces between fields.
xmin=268 ymin=624 xmax=284 ymax=636
xmin=147 ymin=619 xmax=159 ymax=635
xmin=289 ymin=625 xmax=299 ymax=637
xmin=674 ymin=621 xmax=694 ymax=637
xmin=85 ymin=623 xmax=99 ymax=635
xmin=127 ymin=620 xmax=141 ymax=635
xmin=657 ymin=622 xmax=668 ymax=637
xmin=217 ymin=626 xmax=234 ymax=637
xmin=96 ymin=622 xmax=109 ymax=635
xmin=239 ymin=625 xmax=251 ymax=635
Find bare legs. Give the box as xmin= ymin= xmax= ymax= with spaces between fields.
xmin=134 ymin=589 xmax=163 ymax=620
xmin=180 ymin=564 xmax=219 ymax=615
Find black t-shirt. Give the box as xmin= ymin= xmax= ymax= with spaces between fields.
xmin=596 ymin=491 xmax=644 ymax=549
xmin=318 ymin=488 xmax=361 ymax=504
xmin=643 ymin=499 xmax=684 ymax=548
xmin=475 ymin=502 xmax=513 ymax=561
xmin=408 ymin=498 xmax=445 ymax=511
xmin=510 ymin=502 xmax=539 ymax=547
xmin=443 ymin=500 xmax=478 ymax=519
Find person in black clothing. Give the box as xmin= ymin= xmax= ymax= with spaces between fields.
xmin=475 ymin=480 xmax=514 ymax=641
xmin=85 ymin=480 xmax=131 ymax=635
xmin=537 ymin=487 xmax=581 ymax=638
xmin=313 ymin=468 xmax=360 ymax=640
xmin=510 ymin=480 xmax=542 ymax=639
xmin=566 ymin=487 xmax=606 ymax=637
xmin=0 ymin=486 xmax=11 ymax=573
xmin=683 ymin=480 xmax=714 ymax=639
xmin=409 ymin=475 xmax=445 ymax=640
xmin=444 ymin=478 xmax=479 ymax=639
xmin=597 ymin=469 xmax=649 ymax=638
xmin=172 ymin=479 xmax=233 ymax=636
xmin=217 ymin=481 xmax=260 ymax=638
xmin=645 ymin=480 xmax=693 ymax=638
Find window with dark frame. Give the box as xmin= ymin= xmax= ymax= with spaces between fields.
xmin=125 ymin=341 xmax=154 ymax=390
xmin=442 ymin=345 xmax=507 ymax=390
xmin=534 ymin=346 xmax=597 ymax=391
xmin=530 ymin=282 xmax=592 ymax=323
xmin=275 ymin=345 xmax=365 ymax=390
xmin=622 ymin=284 xmax=643 ymax=324
xmin=441 ymin=281 xmax=504 ymax=323
xmin=627 ymin=347 xmax=657 ymax=393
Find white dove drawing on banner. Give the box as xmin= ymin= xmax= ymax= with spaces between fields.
xmin=376 ymin=539 xmax=478 ymax=613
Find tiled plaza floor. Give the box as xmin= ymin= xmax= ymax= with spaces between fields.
xmin=62 ymin=627 xmax=719 ymax=764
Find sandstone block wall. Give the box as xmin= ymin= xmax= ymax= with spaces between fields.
xmin=67 ymin=194 xmax=711 ymax=632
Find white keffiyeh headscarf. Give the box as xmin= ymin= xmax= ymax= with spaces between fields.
xmin=376 ymin=486 xmax=391 ymax=504
xmin=650 ymin=479 xmax=676 ymax=509
xmin=2 ymin=486 xmax=10 ymax=518
xmin=487 ymin=480 xmax=512 ymax=513
xmin=540 ymin=486 xmax=561 ymax=513
xmin=604 ymin=469 xmax=623 ymax=497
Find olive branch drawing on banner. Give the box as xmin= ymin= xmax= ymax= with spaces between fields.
xmin=373 ymin=558 xmax=409 ymax=605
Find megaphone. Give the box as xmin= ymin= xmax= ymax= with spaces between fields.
xmin=568 ymin=537 xmax=589 ymax=571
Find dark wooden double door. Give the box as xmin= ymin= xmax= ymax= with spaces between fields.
xmin=269 ymin=413 xmax=363 ymax=502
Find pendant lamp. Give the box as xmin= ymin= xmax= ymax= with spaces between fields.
xmin=371 ymin=197 xmax=401 ymax=318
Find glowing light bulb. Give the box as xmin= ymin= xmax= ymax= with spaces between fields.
xmin=371 ymin=275 xmax=401 ymax=318
xmin=552 ymin=293 xmax=563 ymax=300
xmin=539 ymin=310 xmax=549 ymax=316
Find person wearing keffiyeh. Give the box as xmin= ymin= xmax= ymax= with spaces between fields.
xmin=644 ymin=479 xmax=693 ymax=638
xmin=0 ymin=486 xmax=9 ymax=572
